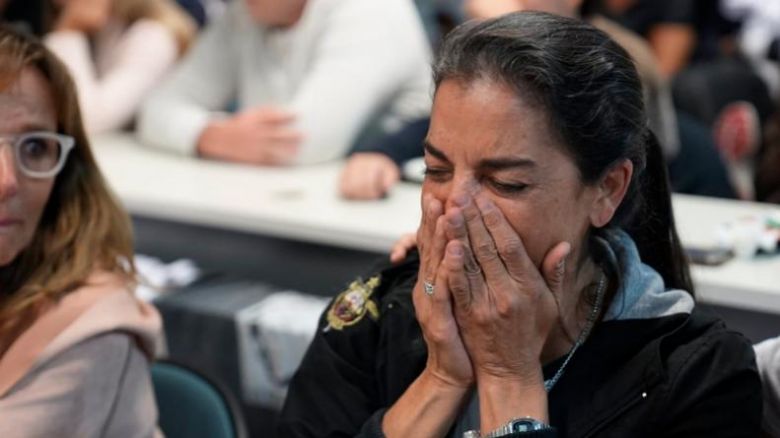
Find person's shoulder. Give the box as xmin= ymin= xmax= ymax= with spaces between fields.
xmin=52 ymin=271 xmax=162 ymax=360
xmin=601 ymin=307 xmax=757 ymax=381
xmin=61 ymin=331 xmax=140 ymax=370
xmin=0 ymin=332 xmax=149 ymax=437
xmin=318 ymin=252 xmax=418 ymax=336
xmin=663 ymin=307 xmax=758 ymax=384
xmin=649 ymin=309 xmax=763 ymax=434
xmin=292 ymin=253 xmax=420 ymax=386
xmin=673 ymin=307 xmax=754 ymax=356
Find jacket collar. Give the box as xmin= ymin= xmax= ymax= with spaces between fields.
xmin=595 ymin=228 xmax=694 ymax=321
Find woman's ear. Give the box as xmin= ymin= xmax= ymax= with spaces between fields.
xmin=590 ymin=159 xmax=634 ymax=228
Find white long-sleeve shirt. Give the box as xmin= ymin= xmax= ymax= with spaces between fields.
xmin=137 ymin=0 xmax=433 ymax=165
xmin=45 ymin=20 xmax=179 ymax=134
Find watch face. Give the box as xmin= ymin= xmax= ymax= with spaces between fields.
xmin=511 ymin=420 xmax=542 ymax=432
xmin=512 ymin=420 xmax=533 ymax=432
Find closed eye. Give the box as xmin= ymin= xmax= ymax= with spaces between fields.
xmin=488 ymin=178 xmax=529 ymax=195
xmin=423 ymin=167 xmax=452 ymax=182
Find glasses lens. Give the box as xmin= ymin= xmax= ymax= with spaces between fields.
xmin=17 ymin=134 xmax=62 ymax=174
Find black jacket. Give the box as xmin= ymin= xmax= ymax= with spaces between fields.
xmin=278 ymin=255 xmax=762 ymax=437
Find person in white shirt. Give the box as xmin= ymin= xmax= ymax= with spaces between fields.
xmin=45 ymin=0 xmax=196 ymax=133
xmin=137 ymin=0 xmax=432 ymax=166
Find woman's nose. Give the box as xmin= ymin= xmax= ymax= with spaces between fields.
xmin=0 ymin=146 xmax=20 ymax=200
xmin=445 ymin=177 xmax=479 ymax=210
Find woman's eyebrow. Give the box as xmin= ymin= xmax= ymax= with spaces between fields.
xmin=18 ymin=121 xmax=53 ymax=132
xmin=478 ymin=157 xmax=537 ymax=171
xmin=423 ymin=140 xmax=451 ymax=164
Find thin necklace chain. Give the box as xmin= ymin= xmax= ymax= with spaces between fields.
xmin=544 ymin=269 xmax=607 ymax=392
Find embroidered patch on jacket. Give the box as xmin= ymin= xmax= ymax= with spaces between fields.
xmin=325 ymin=276 xmax=381 ymax=331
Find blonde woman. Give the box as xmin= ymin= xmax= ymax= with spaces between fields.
xmin=44 ymin=0 xmax=195 ymax=133
xmin=0 ymin=27 xmax=162 ymax=437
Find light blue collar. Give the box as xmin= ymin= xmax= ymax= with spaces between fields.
xmin=595 ymin=228 xmax=694 ymax=321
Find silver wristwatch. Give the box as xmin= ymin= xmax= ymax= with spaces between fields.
xmin=465 ymin=417 xmax=550 ymax=437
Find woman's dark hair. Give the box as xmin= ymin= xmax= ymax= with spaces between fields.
xmin=433 ymin=12 xmax=694 ymax=295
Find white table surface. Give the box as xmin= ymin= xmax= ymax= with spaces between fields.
xmin=92 ymin=133 xmax=780 ymax=313
xmin=91 ymin=133 xmax=422 ymax=253
xmin=672 ymin=195 xmax=780 ymax=313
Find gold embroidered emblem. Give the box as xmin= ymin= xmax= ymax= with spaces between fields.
xmin=325 ymin=276 xmax=381 ymax=331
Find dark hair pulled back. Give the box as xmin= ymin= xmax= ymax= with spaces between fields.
xmin=433 ymin=12 xmax=693 ymax=294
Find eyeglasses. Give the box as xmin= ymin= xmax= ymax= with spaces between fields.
xmin=0 ymin=132 xmax=75 ymax=179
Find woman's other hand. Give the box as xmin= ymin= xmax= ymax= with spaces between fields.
xmin=197 ymin=107 xmax=302 ymax=165
xmin=465 ymin=0 xmax=523 ymax=20
xmin=54 ymin=0 xmax=111 ymax=33
xmin=339 ymin=152 xmax=401 ymax=200
xmin=390 ymin=232 xmax=417 ymax=265
xmin=443 ymin=192 xmax=571 ymax=429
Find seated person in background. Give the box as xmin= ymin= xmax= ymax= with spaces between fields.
xmin=138 ymin=0 xmax=432 ymax=166
xmin=0 ymin=27 xmax=162 ymax=436
xmin=756 ymin=336 xmax=780 ymax=437
xmin=340 ymin=117 xmax=430 ymax=200
xmin=281 ymin=12 xmax=761 ymax=437
xmin=341 ymin=0 xmax=735 ymax=201
xmin=44 ymin=0 xmax=196 ymax=134
xmin=584 ymin=0 xmax=701 ymax=78
xmin=755 ymin=109 xmax=780 ymax=203
xmin=591 ymin=0 xmax=776 ymax=165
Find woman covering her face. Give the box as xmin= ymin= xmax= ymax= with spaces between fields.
xmin=0 ymin=27 xmax=161 ymax=437
xmin=279 ymin=12 xmax=761 ymax=438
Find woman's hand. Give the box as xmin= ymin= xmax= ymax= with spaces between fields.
xmin=389 ymin=232 xmax=417 ymax=265
xmin=382 ymin=196 xmax=473 ymax=438
xmin=198 ymin=107 xmax=302 ymax=165
xmin=414 ymin=195 xmax=474 ymax=389
xmin=465 ymin=0 xmax=523 ymax=20
xmin=442 ymin=192 xmax=571 ymax=429
xmin=339 ymin=152 xmax=401 ymax=200
xmin=54 ymin=0 xmax=111 ymax=33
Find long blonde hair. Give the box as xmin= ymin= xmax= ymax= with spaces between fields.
xmin=112 ymin=0 xmax=197 ymax=54
xmin=0 ymin=26 xmax=136 ymax=354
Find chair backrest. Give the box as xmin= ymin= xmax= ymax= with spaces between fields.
xmin=151 ymin=360 xmax=248 ymax=438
